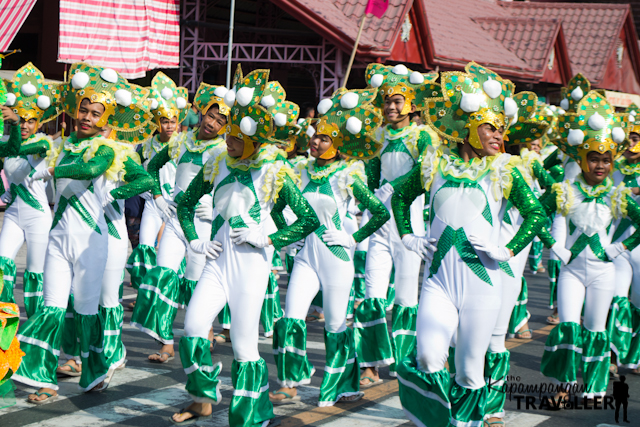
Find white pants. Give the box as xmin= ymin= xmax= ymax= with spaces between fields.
xmin=157 ymin=216 xmax=211 ymax=281
xmin=629 ymin=246 xmax=640 ymax=308
xmin=613 ymin=253 xmax=633 ymax=298
xmin=44 ymin=230 xmax=108 ymax=315
xmin=0 ymin=199 xmax=51 ymax=272
xmin=100 ymin=218 xmax=129 ymax=308
xmin=139 ymin=199 xmax=164 ymax=247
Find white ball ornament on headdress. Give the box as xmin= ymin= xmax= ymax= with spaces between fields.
xmin=71 ymin=72 xmax=90 ymax=89
xmin=504 ymin=97 xmax=517 ymax=118
xmin=482 ymin=79 xmax=502 ymax=99
xmin=567 ymin=129 xmax=585 ymax=146
xmin=588 ymin=112 xmax=605 ymax=130
xmin=21 ymin=82 xmax=37 ymax=97
xmin=36 ymin=95 xmax=51 ymax=110
xmin=150 ymin=98 xmax=159 ymax=110
xmin=560 ymin=98 xmax=569 ymax=110
xmin=391 ymin=64 xmax=409 ymax=75
xmin=224 ymin=87 xmax=236 ymax=108
xmin=409 ymin=71 xmax=424 ymax=84
xmin=370 ymin=74 xmax=384 ymax=88
xmin=5 ymin=93 xmax=16 ymax=106
xmin=509 ymin=114 xmax=519 ymax=127
xmin=161 ymin=88 xmax=173 ymax=100
xmin=306 ymin=125 xmax=316 ymax=138
xmin=630 ymin=110 xmax=637 ymax=117
xmin=235 ymin=87 xmax=255 ymax=107
xmin=260 ymin=95 xmax=275 ymax=108
xmin=274 ymin=113 xmax=287 ymax=127
xmin=317 ymin=98 xmax=333 ymax=115
xmin=114 ymin=89 xmax=132 ymax=107
xmin=214 ymin=87 xmax=229 ymax=98
xmin=100 ymin=69 xmax=118 ymax=83
xmin=547 ymin=127 xmax=553 ymax=134
xmin=176 ymin=97 xmax=187 ymax=109
xmin=460 ymin=92 xmax=481 ymax=113
xmin=571 ymin=87 xmax=584 ymax=101
xmin=239 ymin=116 xmax=257 ymax=136
xmin=340 ymin=92 xmax=359 ymax=109
xmin=612 ymin=127 xmax=626 ymax=143
xmin=346 ymin=116 xmax=363 ymax=135
xmin=297 ymin=118 xmax=305 ymax=125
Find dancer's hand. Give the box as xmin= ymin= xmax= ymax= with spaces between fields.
xmin=322 ymin=229 xmax=356 ymax=248
xmin=27 ymin=168 xmax=52 ymax=188
xmin=551 ymin=243 xmax=572 ymax=265
xmin=140 ymin=191 xmax=153 ymax=201
xmin=102 ymin=192 xmax=115 ymax=208
xmin=605 ymin=242 xmax=626 ymax=261
xmin=288 ymin=240 xmax=304 ymax=251
xmin=190 ymin=239 xmax=223 ymax=260
xmin=0 ymin=191 xmax=12 ymax=204
xmin=230 ymin=227 xmax=270 ymax=248
xmin=154 ymin=196 xmax=176 ymax=220
xmin=401 ymin=234 xmax=437 ymax=261
xmin=195 ymin=204 xmax=213 ymax=221
xmin=467 ymin=235 xmax=512 ymax=262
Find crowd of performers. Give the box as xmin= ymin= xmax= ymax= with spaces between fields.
xmin=0 ymin=58 xmax=639 ymax=427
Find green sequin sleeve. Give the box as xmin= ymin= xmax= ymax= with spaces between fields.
xmin=146 ymin=145 xmax=171 ymax=196
xmin=542 ymin=149 xmax=561 ymax=170
xmin=269 ymin=175 xmax=320 ymax=250
xmin=391 ymin=164 xmax=425 ymax=237
xmin=417 ymin=129 xmax=433 ymax=156
xmin=532 ymin=159 xmax=557 ymax=189
xmin=365 ymin=157 xmax=381 ymax=192
xmin=109 ymin=157 xmax=153 ymax=200
xmin=534 ymin=189 xmax=557 ymax=248
xmin=505 ymin=168 xmax=546 ymax=255
xmin=177 ymin=168 xmax=214 ymax=242
xmin=0 ymin=125 xmax=22 ymax=157
xmin=19 ymin=138 xmax=50 ymax=156
xmin=622 ymin=195 xmax=640 ymax=252
xmin=351 ymin=176 xmax=390 ymax=243
xmin=54 ymin=145 xmax=115 ymax=180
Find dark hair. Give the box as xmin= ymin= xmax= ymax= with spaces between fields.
xmin=301 ymin=102 xmax=315 ymax=118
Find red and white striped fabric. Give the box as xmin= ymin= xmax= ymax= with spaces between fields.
xmin=0 ymin=0 xmax=38 ymax=51
xmin=58 ymin=0 xmax=180 ymax=79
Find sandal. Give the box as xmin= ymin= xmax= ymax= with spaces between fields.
xmin=170 ymin=407 xmax=212 ymax=425
xmin=305 ymin=314 xmax=324 ymax=323
xmin=360 ymin=376 xmax=382 ymax=388
xmin=484 ymin=421 xmax=505 ymax=426
xmin=126 ymin=301 xmax=136 ymax=311
xmin=338 ymin=392 xmax=364 ymax=403
xmin=270 ymin=391 xmax=301 ymax=405
xmin=546 ymin=313 xmax=560 ymax=325
xmin=514 ymin=329 xmax=532 ymax=340
xmin=149 ymin=351 xmax=174 ymax=364
xmin=57 ymin=362 xmax=82 ymax=377
xmin=265 ymin=419 xmax=281 ymax=427
xmin=27 ymin=391 xmax=58 ymax=405
xmin=213 ymin=334 xmax=228 ymax=344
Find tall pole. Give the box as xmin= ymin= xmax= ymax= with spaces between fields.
xmin=226 ymin=0 xmax=236 ymax=88
xmin=342 ymin=14 xmax=367 ymax=88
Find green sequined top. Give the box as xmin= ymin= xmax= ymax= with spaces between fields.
xmin=0 ymin=125 xmax=23 ymax=157
xmin=53 ymin=134 xmax=115 ymax=181
xmin=110 ymin=157 xmax=153 ymax=200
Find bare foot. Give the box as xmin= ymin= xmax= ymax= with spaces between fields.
xmin=27 ymin=387 xmax=57 ymax=403
xmin=269 ymin=386 xmax=298 ymax=403
xmin=360 ymin=367 xmax=379 ymax=386
xmin=554 ymin=391 xmax=569 ymax=409
xmin=213 ymin=329 xmax=230 ymax=343
xmin=353 ymin=300 xmax=362 ymax=310
xmin=148 ymin=344 xmax=174 ymax=362
xmin=171 ymin=402 xmax=212 ymax=423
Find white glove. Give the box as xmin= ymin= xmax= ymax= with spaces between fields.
xmin=102 ymin=192 xmax=115 ymax=208
xmin=140 ymin=191 xmax=153 ymax=201
xmin=375 ymin=182 xmax=394 ymax=203
xmin=27 ymin=168 xmax=52 ymax=188
xmin=401 ymin=234 xmax=437 ymax=261
xmin=190 ymin=239 xmax=223 ymax=260
xmin=154 ymin=196 xmax=177 ymax=220
xmin=195 ymin=204 xmax=213 ymax=221
xmin=605 ymin=242 xmax=626 ymax=261
xmin=0 ymin=191 xmax=12 ymax=204
xmin=467 ymin=234 xmax=512 ymax=262
xmin=289 ymin=240 xmax=304 ymax=251
xmin=551 ymin=242 xmax=572 ymax=265
xmin=322 ymin=229 xmax=356 ymax=248
xmin=230 ymin=227 xmax=270 ymax=248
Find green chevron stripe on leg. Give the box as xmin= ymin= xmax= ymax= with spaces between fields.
xmin=386 ymin=265 xmax=396 ymax=311
xmin=179 ymin=278 xmax=198 ymax=308
xmin=272 ymin=318 xmax=315 ymax=387
xmin=15 ymin=306 xmax=65 ymax=389
xmin=608 ymin=296 xmax=632 ymax=364
xmin=125 ymin=244 xmax=156 ymax=289
xmin=450 ymin=380 xmax=487 ymax=426
xmin=0 ymin=257 xmax=16 ymax=304
xmin=99 ymin=305 xmax=125 ymax=370
xmin=318 ymin=328 xmax=360 ymax=407
xmin=397 ymin=357 xmax=451 ymax=427
xmin=76 ymin=312 xmax=109 ymax=391
xmin=353 ymin=298 xmax=394 ymax=368
xmin=23 ymin=271 xmax=44 ymax=318
xmin=180 ymin=336 xmax=223 ymax=403
xmin=218 ymin=303 xmax=231 ymax=329
xmin=484 ymin=351 xmax=510 ymax=419
xmin=581 ymin=328 xmax=610 ymax=398
xmin=353 ymin=250 xmax=367 ymax=301
xmin=541 ymin=322 xmax=582 ymax=384
xmin=131 ymin=266 xmax=181 ymax=344
xmin=547 ymin=259 xmax=561 ymax=308
xmin=389 ymin=304 xmax=418 ymax=377
xmin=260 ymin=272 xmax=282 ymax=337
xmin=447 ymin=346 xmax=456 ymax=377
xmin=61 ymin=295 xmax=80 ymax=359
xmin=621 ymin=302 xmax=640 ymax=368
xmin=508 ymin=277 xmax=530 ymax=335
xmin=230 ymin=358 xmax=274 ymax=427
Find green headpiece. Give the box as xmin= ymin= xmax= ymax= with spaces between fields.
xmin=314 ymin=87 xmax=383 ymax=159
xmin=4 ymin=62 xmax=62 ymax=125
xmin=624 ymin=104 xmax=640 ymax=153
xmin=193 ymin=82 xmax=231 ymax=121
xmin=60 ymin=62 xmax=153 ymax=144
xmin=424 ymin=62 xmax=516 ymax=150
xmin=148 ymin=72 xmax=190 ymax=126
xmin=290 ymin=118 xmax=315 ymax=152
xmin=504 ymin=92 xmax=549 ymax=146
xmin=365 ymin=63 xmax=438 ymax=114
xmin=531 ymin=103 xmax=563 ymax=147
xmin=259 ymin=80 xmax=300 ymax=146
xmin=556 ymin=90 xmax=627 ymax=172
xmin=559 ymin=73 xmax=597 ymax=113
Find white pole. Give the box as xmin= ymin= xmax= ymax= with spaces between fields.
xmin=226 ymin=0 xmax=236 ymax=88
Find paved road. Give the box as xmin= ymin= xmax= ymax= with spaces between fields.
xmin=0 ymin=211 xmax=637 ymax=426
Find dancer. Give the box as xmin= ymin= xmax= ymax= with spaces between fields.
xmin=355 ymin=63 xmax=438 ymax=384
xmin=130 ymin=81 xmax=228 ymax=363
xmin=392 ymin=62 xmax=545 ymax=426
xmin=171 ymin=65 xmax=319 ymax=426
xmin=0 ymin=63 xmax=61 ymax=318
xmin=539 ymin=90 xmax=640 ymax=401
xmin=270 ymin=88 xmax=389 ymax=406
xmin=13 ymin=62 xmax=153 ymax=401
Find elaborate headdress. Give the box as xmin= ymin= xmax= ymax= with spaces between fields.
xmin=556 ymin=90 xmax=627 ymax=172
xmin=222 ymin=65 xmax=275 ymax=159
xmin=193 ymin=82 xmax=231 ymax=123
xmin=365 ymin=63 xmax=438 ymax=115
xmin=259 ymin=80 xmax=300 ymax=147
xmin=504 ymin=92 xmax=550 ymax=146
xmin=532 ymin=103 xmax=563 ymax=147
xmin=559 ymin=73 xmax=591 ymax=113
xmin=312 ymin=87 xmax=384 ymax=160
xmin=148 ymin=72 xmax=190 ymax=127
xmin=60 ymin=62 xmax=153 ymax=144
xmin=4 ymin=62 xmax=62 ymax=125
xmin=286 ymin=118 xmax=315 ymax=153
xmin=424 ymin=62 xmax=516 ymax=150
xmin=624 ymin=104 xmax=640 ymax=153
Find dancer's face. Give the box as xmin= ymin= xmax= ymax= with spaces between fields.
xmin=76 ymin=98 xmax=106 ymax=139
xmin=159 ymin=117 xmax=177 ymax=142
xmin=475 ymin=123 xmax=504 ymax=156
xmin=20 ymin=118 xmax=38 ymax=139
xmin=383 ymin=94 xmax=414 ymax=124
xmin=226 ymin=135 xmax=257 ymax=159
xmin=623 ymin=133 xmax=640 ymax=162
xmin=583 ymin=151 xmax=612 ymax=186
xmin=309 ymin=134 xmax=333 ymax=159
xmin=198 ymin=105 xmax=227 ymax=140
xmin=528 ymin=139 xmax=542 ymax=154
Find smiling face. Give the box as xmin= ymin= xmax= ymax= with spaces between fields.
xmin=624 ymin=132 xmax=640 ymax=162
xmin=226 ymin=134 xmax=258 ymax=159
xmin=383 ymin=94 xmax=415 ymax=124
xmin=583 ymin=151 xmax=612 ymax=185
xmin=20 ymin=118 xmax=39 ymax=139
xmin=474 ymin=123 xmax=504 ymax=156
xmin=158 ymin=116 xmax=178 ymax=142
xmin=309 ymin=134 xmax=334 ymax=159
xmin=76 ymin=98 xmax=106 ymax=139
xmin=198 ymin=104 xmax=227 ymax=140
xmin=528 ymin=139 xmax=542 ymax=154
